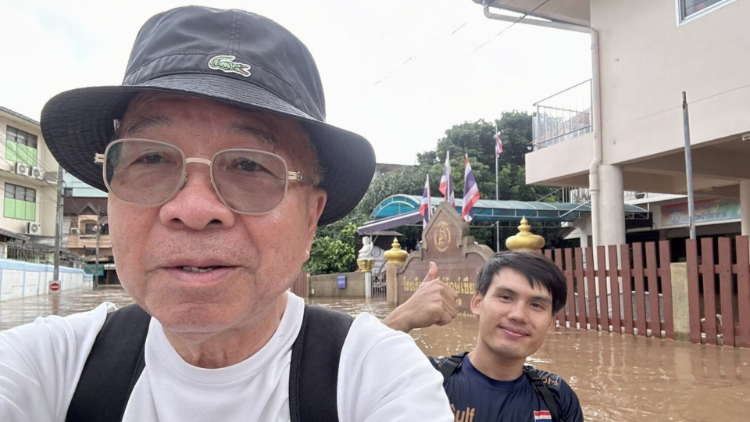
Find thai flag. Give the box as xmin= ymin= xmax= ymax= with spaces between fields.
xmin=439 ymin=151 xmax=455 ymax=206
xmin=533 ymin=410 xmax=552 ymax=421
xmin=494 ymin=122 xmax=504 ymax=156
xmin=462 ymin=155 xmax=480 ymax=222
xmin=420 ymin=174 xmax=432 ymax=228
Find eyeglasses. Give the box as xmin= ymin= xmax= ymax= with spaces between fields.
xmin=95 ymin=139 xmax=315 ymax=215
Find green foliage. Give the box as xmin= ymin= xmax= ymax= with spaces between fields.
xmin=306 ymin=111 xmax=563 ymax=275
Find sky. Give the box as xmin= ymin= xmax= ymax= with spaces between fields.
xmin=1 ymin=0 xmax=591 ymax=165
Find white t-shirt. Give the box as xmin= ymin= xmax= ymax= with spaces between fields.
xmin=0 ymin=293 xmax=453 ymax=421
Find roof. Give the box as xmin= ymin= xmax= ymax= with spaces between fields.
xmin=0 ymin=105 xmax=40 ymax=127
xmin=0 ymin=228 xmax=30 ymax=242
xmin=357 ymin=194 xmax=649 ymax=234
xmin=63 ymin=197 xmax=108 ymax=216
xmin=475 ymin=0 xmax=591 ymax=27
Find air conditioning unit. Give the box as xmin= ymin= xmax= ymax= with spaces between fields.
xmin=15 ymin=163 xmax=30 ymax=177
xmin=70 ymin=228 xmax=80 ymax=235
xmin=44 ymin=170 xmax=58 ymax=185
xmin=31 ymin=166 xmax=43 ymax=180
xmin=27 ymin=222 xmax=42 ymax=235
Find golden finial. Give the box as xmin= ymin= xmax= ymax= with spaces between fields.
xmin=505 ymin=217 xmax=545 ymax=251
xmin=384 ymin=237 xmax=409 ymax=264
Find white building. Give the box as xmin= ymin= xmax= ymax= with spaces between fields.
xmin=477 ymin=0 xmax=750 ymax=256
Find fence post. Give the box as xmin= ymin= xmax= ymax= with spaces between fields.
xmin=670 ymin=262 xmax=691 ymax=341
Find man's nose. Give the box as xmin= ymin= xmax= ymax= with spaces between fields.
xmin=158 ymin=166 xmax=236 ymax=230
xmin=507 ymin=300 xmax=529 ymax=323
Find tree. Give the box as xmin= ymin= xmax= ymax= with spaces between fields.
xmin=305 ymin=111 xmax=564 ymax=275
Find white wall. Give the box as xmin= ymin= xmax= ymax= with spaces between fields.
xmin=0 ymin=259 xmax=91 ymax=302
xmin=593 ymin=0 xmax=750 ymax=165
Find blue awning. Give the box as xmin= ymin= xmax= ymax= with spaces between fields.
xmin=357 ymin=194 xmax=649 ymax=234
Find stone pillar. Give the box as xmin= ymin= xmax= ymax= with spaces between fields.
xmin=357 ymin=259 xmax=375 ymax=299
xmin=670 ymin=262 xmax=691 ymax=341
xmin=384 ymin=238 xmax=408 ymax=306
xmin=740 ymin=180 xmax=750 ymax=236
xmin=598 ymin=164 xmax=626 ymax=247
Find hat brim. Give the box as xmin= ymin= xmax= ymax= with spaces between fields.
xmin=40 ymin=74 xmax=375 ymax=225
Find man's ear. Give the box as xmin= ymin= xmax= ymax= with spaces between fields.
xmin=470 ymin=291 xmax=483 ymax=317
xmin=306 ymin=188 xmax=327 ymax=242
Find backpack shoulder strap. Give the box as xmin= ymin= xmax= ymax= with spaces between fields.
xmin=66 ymin=304 xmax=151 ymax=422
xmin=523 ymin=366 xmax=561 ymax=422
xmin=289 ymin=304 xmax=354 ymax=422
xmin=437 ymin=352 xmax=468 ymax=387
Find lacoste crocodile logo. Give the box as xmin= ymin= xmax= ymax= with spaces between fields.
xmin=208 ymin=55 xmax=252 ymax=77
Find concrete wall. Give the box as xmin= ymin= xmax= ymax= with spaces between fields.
xmin=0 ymin=259 xmax=91 ymax=302
xmin=525 ymin=0 xmax=750 ymax=184
xmin=309 ymin=272 xmax=366 ymax=298
xmin=526 ymin=132 xmax=593 ymax=186
xmin=593 ymin=0 xmax=750 ymax=166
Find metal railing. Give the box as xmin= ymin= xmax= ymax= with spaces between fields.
xmin=532 ymin=80 xmax=592 ymax=150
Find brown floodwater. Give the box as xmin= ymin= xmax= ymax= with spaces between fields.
xmin=2 ymin=289 xmax=749 ymax=421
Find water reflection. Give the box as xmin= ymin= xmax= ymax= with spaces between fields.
xmin=1 ymin=290 xmax=749 ymax=421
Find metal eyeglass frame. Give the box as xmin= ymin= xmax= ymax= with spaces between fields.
xmin=94 ymin=138 xmax=316 ymax=215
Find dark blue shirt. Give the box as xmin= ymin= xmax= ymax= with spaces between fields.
xmin=431 ymin=355 xmax=583 ymax=422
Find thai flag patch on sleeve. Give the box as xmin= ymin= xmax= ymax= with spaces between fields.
xmin=534 ymin=410 xmax=552 ymax=420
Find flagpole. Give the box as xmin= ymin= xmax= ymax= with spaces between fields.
xmin=495 ymin=153 xmax=499 ymax=252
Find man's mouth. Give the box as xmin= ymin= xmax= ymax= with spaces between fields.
xmin=499 ymin=325 xmax=530 ymax=337
xmin=178 ymin=266 xmax=220 ymax=274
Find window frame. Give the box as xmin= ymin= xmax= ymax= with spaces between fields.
xmin=5 ymin=125 xmax=39 ymax=166
xmin=3 ymin=182 xmax=37 ymax=221
xmin=676 ymin=0 xmax=737 ymax=25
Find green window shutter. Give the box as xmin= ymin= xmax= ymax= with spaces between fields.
xmin=4 ymin=197 xmax=15 ymax=218
xmin=6 ymin=141 xmax=18 ymax=162
xmin=13 ymin=199 xmax=24 ymax=220
xmin=25 ymin=201 xmax=36 ymax=221
xmin=18 ymin=144 xmax=36 ymax=166
xmin=28 ymin=148 xmax=37 ymax=166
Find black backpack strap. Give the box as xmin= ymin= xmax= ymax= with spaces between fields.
xmin=524 ymin=367 xmax=561 ymax=422
xmin=66 ymin=304 xmax=151 ymax=422
xmin=289 ymin=305 xmax=354 ymax=422
xmin=437 ymin=352 xmax=468 ymax=387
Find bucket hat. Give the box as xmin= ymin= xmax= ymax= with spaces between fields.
xmin=41 ymin=6 xmax=375 ymax=225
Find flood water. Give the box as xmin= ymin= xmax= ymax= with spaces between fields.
xmin=2 ymin=288 xmax=749 ymax=421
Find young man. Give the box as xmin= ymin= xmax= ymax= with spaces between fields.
xmin=385 ymin=252 xmax=584 ymax=422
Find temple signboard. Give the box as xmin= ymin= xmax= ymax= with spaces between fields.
xmin=397 ymin=202 xmax=494 ymax=315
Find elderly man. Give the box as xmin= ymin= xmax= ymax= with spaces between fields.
xmin=0 ymin=6 xmax=452 ymax=422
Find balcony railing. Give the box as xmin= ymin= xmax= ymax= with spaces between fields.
xmin=532 ymin=79 xmax=592 ymax=150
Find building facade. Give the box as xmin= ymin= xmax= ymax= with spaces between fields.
xmin=479 ymin=0 xmax=750 ymax=254
xmin=0 ymin=106 xmax=65 ymax=262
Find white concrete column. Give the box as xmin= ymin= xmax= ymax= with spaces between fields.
xmin=740 ymin=181 xmax=750 ymax=236
xmin=365 ymin=272 xmax=372 ymax=299
xmin=598 ymin=164 xmax=626 ymax=246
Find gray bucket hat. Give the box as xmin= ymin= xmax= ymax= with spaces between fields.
xmin=40 ymin=6 xmax=375 ymax=225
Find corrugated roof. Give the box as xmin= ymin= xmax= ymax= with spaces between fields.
xmin=0 ymin=105 xmax=40 ymax=127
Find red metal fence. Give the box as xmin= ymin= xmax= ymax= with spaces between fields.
xmin=544 ymin=241 xmax=674 ymax=339
xmin=291 ymin=269 xmax=309 ymax=298
xmin=686 ymin=236 xmax=750 ymax=347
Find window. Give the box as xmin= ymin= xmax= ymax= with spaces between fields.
xmin=64 ymin=188 xmax=73 ymax=197
xmin=5 ymin=126 xmax=38 ymax=166
xmin=3 ymin=183 xmax=36 ymax=221
xmin=84 ymin=222 xmax=97 ymax=234
xmin=678 ymin=0 xmax=735 ymax=22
